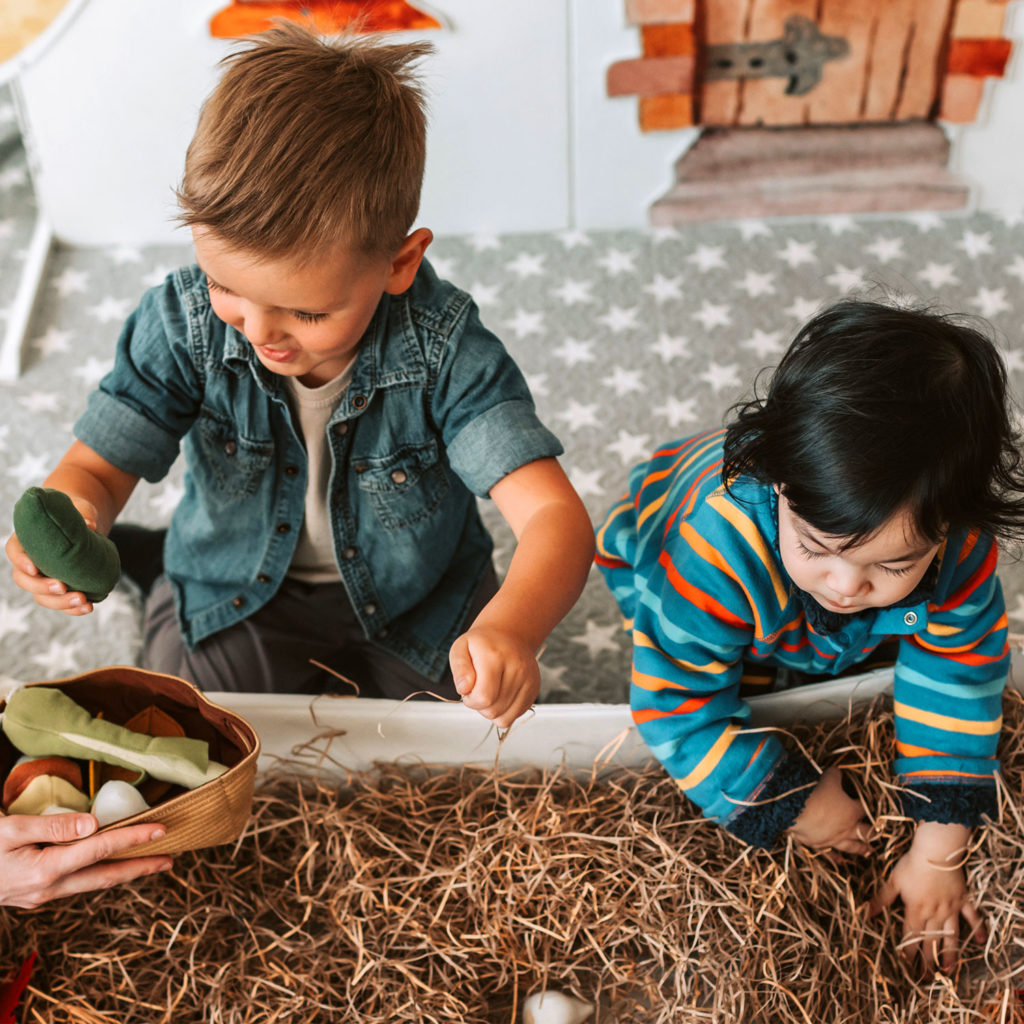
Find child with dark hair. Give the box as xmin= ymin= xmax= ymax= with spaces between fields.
xmin=596 ymin=298 xmax=1024 ymax=973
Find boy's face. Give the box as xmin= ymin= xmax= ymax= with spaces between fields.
xmin=776 ymin=493 xmax=941 ymax=615
xmin=192 ymin=227 xmax=429 ymax=387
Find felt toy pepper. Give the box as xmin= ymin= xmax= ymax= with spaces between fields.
xmin=12 ymin=487 xmax=120 ymax=602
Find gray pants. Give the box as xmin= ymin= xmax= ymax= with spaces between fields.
xmin=142 ymin=569 xmax=499 ymax=700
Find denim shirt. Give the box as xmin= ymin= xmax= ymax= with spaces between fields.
xmin=74 ymin=258 xmax=563 ymax=680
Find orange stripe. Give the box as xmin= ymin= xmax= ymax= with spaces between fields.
xmin=901 ymin=769 xmax=995 ymax=781
xmin=658 ymin=549 xmax=747 ymax=628
xmin=632 ymin=694 xmax=714 ymax=725
xmin=911 ymin=613 xmax=1007 ymax=654
xmin=938 ymin=542 xmax=997 ymax=611
xmin=745 ymin=737 xmax=767 ymax=770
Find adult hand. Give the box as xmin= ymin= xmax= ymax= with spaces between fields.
xmin=5 ymin=495 xmax=101 ymax=616
xmin=0 ymin=812 xmax=172 ymax=909
xmin=787 ymin=766 xmax=874 ymax=856
xmin=450 ymin=625 xmax=540 ymax=729
xmin=868 ymin=821 xmax=986 ymax=974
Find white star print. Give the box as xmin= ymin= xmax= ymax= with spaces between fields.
xmin=557 ymin=229 xmax=591 ymax=249
xmin=692 ymin=301 xmax=732 ymax=330
xmin=0 ymin=165 xmax=28 ymax=190
xmin=142 ymin=264 xmax=176 ymax=288
xmin=741 ymin=328 xmax=785 ymax=358
xmin=429 ymin=255 xmax=457 ymax=279
xmin=956 ymin=230 xmax=993 ymax=259
xmin=649 ymin=226 xmax=681 ymax=244
xmin=506 ymin=252 xmax=545 ymax=278
xmin=469 ymin=281 xmax=501 ymax=306
xmin=736 ymin=270 xmax=776 ymax=298
xmin=969 ymin=287 xmax=1010 ymax=318
xmin=643 ymin=273 xmax=682 ymax=304
xmin=32 ymin=640 xmax=83 ymax=676
xmin=523 ymin=372 xmax=549 ymax=397
xmin=8 ymin=452 xmax=51 ymax=487
xmin=904 ymin=212 xmax=944 ymax=232
xmin=73 ymin=356 xmax=114 ymax=387
xmin=52 ymin=268 xmax=89 ymax=296
xmin=700 ymin=361 xmax=742 ymax=393
xmin=553 ymin=337 xmax=594 ymax=366
xmin=110 ymin=246 xmax=142 ymax=265
xmin=687 ymin=245 xmax=726 ymax=272
xmin=825 ymin=264 xmax=868 ymax=293
xmin=785 ymin=296 xmax=822 ymax=321
xmin=917 ymin=262 xmax=959 ymax=290
xmin=87 ymin=296 xmax=132 ymax=323
xmin=999 ymin=347 xmax=1024 ymax=374
xmin=0 ymin=218 xmax=13 ymax=240
xmin=602 ymin=367 xmax=644 ymax=396
xmin=568 ymin=466 xmax=604 ymax=498
xmin=556 ymin=400 xmax=599 ymax=431
xmin=598 ymin=305 xmax=640 ymax=332
xmin=551 ymin=279 xmax=594 ymax=305
xmin=505 ymin=308 xmax=544 ymax=340
xmin=469 ymin=232 xmax=501 ymax=252
xmin=736 ymin=219 xmax=771 ymax=240
xmin=822 ymin=215 xmax=859 ymax=236
xmin=1007 ymin=594 xmax=1024 ymax=623
xmin=0 ymin=600 xmax=32 ymax=641
xmin=18 ymin=391 xmax=61 ymax=414
xmin=570 ymin=620 xmax=623 ymax=658
xmin=1005 ymin=255 xmax=1024 ymax=284
xmin=32 ymin=326 xmax=73 ymax=357
xmin=650 ymin=333 xmax=691 ymax=362
xmin=863 ymin=236 xmax=905 ymax=264
xmin=597 ymin=248 xmax=636 ymax=275
xmin=777 ymin=239 xmax=816 ymax=268
xmin=0 ymin=424 xmax=9 ymax=451
xmin=606 ymin=430 xmax=650 ymax=465
xmin=654 ymin=395 xmax=697 ymax=427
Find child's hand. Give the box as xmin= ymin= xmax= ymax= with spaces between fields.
xmin=868 ymin=821 xmax=986 ymax=974
xmin=449 ymin=626 xmax=540 ymax=729
xmin=787 ymin=766 xmax=874 ymax=856
xmin=5 ymin=496 xmax=101 ymax=616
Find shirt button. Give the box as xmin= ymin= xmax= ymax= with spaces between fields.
xmin=377 ymin=627 xmax=389 ymax=639
xmin=390 ymin=469 xmax=408 ymax=484
xmin=364 ymin=603 xmax=377 ymax=616
xmin=276 ymin=522 xmax=291 ymax=534
xmin=837 ymin=632 xmax=849 ymax=644
xmin=257 ymin=573 xmax=271 ymax=583
xmin=333 ymin=422 xmax=349 ymax=436
xmin=903 ymin=611 xmax=918 ymax=627
xmin=352 ymin=394 xmax=367 ymax=410
xmin=353 ymin=463 xmax=368 ymax=473
xmin=224 ymin=440 xmax=237 ymax=456
xmin=342 ymin=546 xmax=357 ymax=560
xmin=233 ymin=596 xmax=246 ymax=609
xmin=284 ymin=464 xmax=299 ymax=477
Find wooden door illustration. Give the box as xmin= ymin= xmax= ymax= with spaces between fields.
xmin=699 ymin=0 xmax=955 ymax=127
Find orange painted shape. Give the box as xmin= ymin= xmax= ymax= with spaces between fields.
xmin=626 ymin=0 xmax=696 ymax=25
xmin=947 ymin=37 xmax=1012 ymax=77
xmin=210 ymin=1 xmax=441 ymax=39
xmin=642 ymin=22 xmax=695 ymax=57
xmin=608 ymin=55 xmax=696 ymax=97
xmin=941 ymin=75 xmax=985 ymax=123
xmin=952 ymin=0 xmax=1007 ymax=38
xmin=639 ymin=94 xmax=694 ymax=131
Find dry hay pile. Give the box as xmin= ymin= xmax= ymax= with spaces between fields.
xmin=3 ymin=691 xmax=1024 ymax=1024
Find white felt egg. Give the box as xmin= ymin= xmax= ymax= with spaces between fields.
xmin=522 ymin=991 xmax=594 ymax=1024
xmin=91 ymin=780 xmax=150 ymax=827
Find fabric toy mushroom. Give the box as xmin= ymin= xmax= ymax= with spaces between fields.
xmin=12 ymin=487 xmax=120 ymax=602
xmin=521 ymin=991 xmax=594 ymax=1024
xmin=2 ymin=686 xmax=227 ymax=791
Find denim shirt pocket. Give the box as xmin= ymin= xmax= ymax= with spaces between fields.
xmin=353 ymin=439 xmax=451 ymax=530
xmin=194 ymin=409 xmax=275 ymax=502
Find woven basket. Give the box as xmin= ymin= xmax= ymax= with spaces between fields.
xmin=0 ymin=666 xmax=260 ymax=859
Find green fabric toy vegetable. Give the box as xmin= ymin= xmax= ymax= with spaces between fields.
xmin=2 ymin=687 xmax=227 ymax=790
xmin=12 ymin=487 xmax=121 ymax=602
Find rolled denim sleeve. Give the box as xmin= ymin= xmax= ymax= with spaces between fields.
xmin=74 ymin=272 xmax=204 ymax=483
xmin=431 ymin=301 xmax=562 ymax=497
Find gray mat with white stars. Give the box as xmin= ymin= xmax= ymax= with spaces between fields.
xmin=3 ymin=84 xmax=1024 ymax=703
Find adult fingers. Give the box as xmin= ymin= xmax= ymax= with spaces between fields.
xmin=35 ymin=855 xmax=173 ymax=906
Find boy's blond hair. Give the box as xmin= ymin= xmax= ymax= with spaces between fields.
xmin=178 ymin=22 xmax=432 ymax=259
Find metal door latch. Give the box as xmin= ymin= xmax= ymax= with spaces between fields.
xmin=704 ymin=15 xmax=849 ymax=96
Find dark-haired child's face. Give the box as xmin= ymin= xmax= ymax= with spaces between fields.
xmin=776 ymin=494 xmax=941 ymax=615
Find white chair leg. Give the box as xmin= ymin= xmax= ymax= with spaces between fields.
xmin=0 ymin=211 xmax=52 ymax=382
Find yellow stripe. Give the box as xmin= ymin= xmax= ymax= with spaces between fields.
xmin=634 ymin=630 xmax=730 ymax=674
xmin=926 ymin=622 xmax=963 ymax=637
xmin=894 ymin=700 xmax=1002 ymax=736
xmin=637 ymin=434 xmax=723 ymax=532
xmin=596 ymin=497 xmax=632 ymax=557
xmin=707 ymin=493 xmax=790 ymax=612
xmin=636 ymin=490 xmax=670 ymax=532
xmin=677 ymin=722 xmax=740 ymax=789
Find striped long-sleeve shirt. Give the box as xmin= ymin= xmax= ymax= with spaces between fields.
xmin=595 ymin=430 xmax=1008 ymax=848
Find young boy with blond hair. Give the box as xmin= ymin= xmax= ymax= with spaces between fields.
xmin=6 ymin=23 xmax=594 ymax=727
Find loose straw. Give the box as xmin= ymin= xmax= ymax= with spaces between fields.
xmin=3 ymin=691 xmax=1024 ymax=1023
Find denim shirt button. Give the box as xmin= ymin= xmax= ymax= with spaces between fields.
xmin=377 ymin=627 xmax=389 ymax=639
xmin=232 ymin=595 xmax=246 ymax=609
xmin=333 ymin=421 xmax=349 ymax=436
xmin=903 ymin=611 xmax=918 ymax=627
xmin=342 ymin=546 xmax=357 ymax=560
xmin=224 ymin=440 xmax=237 ymax=456
xmin=352 ymin=394 xmax=367 ymax=410
xmin=284 ymin=464 xmax=299 ymax=477
xmin=353 ymin=463 xmax=368 ymax=473
xmin=257 ymin=573 xmax=271 ymax=583
xmin=276 ymin=522 xmax=291 ymax=534
xmin=364 ymin=603 xmax=377 ymax=616
xmin=390 ymin=469 xmax=408 ymax=484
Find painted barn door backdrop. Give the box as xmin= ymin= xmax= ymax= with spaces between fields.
xmin=608 ymin=0 xmax=1014 ymax=222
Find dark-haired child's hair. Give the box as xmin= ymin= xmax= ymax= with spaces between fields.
xmin=723 ymin=298 xmax=1024 ymax=548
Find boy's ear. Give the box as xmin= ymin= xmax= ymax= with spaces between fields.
xmin=384 ymin=228 xmax=433 ymax=295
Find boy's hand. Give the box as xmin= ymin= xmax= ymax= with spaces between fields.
xmin=787 ymin=766 xmax=874 ymax=856
xmin=868 ymin=821 xmax=986 ymax=974
xmin=5 ymin=496 xmax=100 ymax=615
xmin=449 ymin=626 xmax=540 ymax=729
